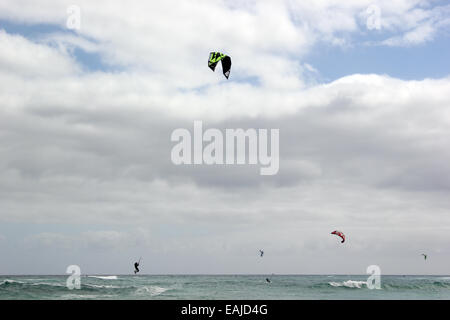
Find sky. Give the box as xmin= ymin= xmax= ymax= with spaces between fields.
xmin=0 ymin=0 xmax=450 ymax=275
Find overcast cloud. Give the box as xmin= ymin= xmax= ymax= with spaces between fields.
xmin=0 ymin=0 xmax=449 ymax=275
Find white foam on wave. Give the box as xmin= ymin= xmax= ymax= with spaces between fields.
xmin=1 ymin=279 xmax=67 ymax=288
xmin=135 ymin=285 xmax=168 ymax=296
xmin=88 ymin=276 xmax=118 ymax=280
xmin=0 ymin=279 xmax=23 ymax=286
xmin=61 ymin=294 xmax=116 ymax=300
xmin=329 ymin=280 xmax=367 ymax=288
xmin=86 ymin=284 xmax=121 ymax=289
xmin=31 ymin=282 xmax=65 ymax=287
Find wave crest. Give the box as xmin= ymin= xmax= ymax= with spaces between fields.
xmin=87 ymin=276 xmax=118 ymax=280
xmin=329 ymin=280 xmax=367 ymax=288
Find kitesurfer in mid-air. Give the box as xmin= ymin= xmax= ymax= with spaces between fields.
xmin=134 ymin=257 xmax=141 ymax=274
xmin=259 ymin=250 xmax=264 ymax=257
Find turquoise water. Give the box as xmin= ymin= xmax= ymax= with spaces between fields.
xmin=1 ymin=275 xmax=450 ymax=300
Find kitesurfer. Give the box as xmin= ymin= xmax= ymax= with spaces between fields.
xmin=134 ymin=257 xmax=141 ymax=274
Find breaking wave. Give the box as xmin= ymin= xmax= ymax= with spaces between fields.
xmin=87 ymin=276 xmax=118 ymax=280
xmin=135 ymin=285 xmax=168 ymax=296
xmin=0 ymin=278 xmax=172 ymax=299
xmin=329 ymin=280 xmax=367 ymax=289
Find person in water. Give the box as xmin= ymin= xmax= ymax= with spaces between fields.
xmin=134 ymin=261 xmax=140 ymax=274
xmin=266 ymin=278 xmax=271 ymax=283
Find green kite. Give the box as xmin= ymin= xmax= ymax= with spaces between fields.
xmin=208 ymin=52 xmax=231 ymax=79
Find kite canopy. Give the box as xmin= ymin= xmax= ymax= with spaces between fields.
xmin=208 ymin=52 xmax=231 ymax=79
xmin=331 ymin=230 xmax=345 ymax=243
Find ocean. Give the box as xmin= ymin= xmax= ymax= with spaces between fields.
xmin=1 ymin=275 xmax=450 ymax=300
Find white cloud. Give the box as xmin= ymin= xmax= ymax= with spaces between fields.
xmin=0 ymin=30 xmax=79 ymax=78
xmin=0 ymin=1 xmax=447 ymax=85
xmin=0 ymin=1 xmax=449 ymax=273
xmin=370 ymin=2 xmax=450 ymax=46
xmin=381 ymin=23 xmax=435 ymax=46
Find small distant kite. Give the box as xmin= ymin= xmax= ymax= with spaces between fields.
xmin=421 ymin=254 xmax=427 ymax=260
xmin=331 ymin=230 xmax=345 ymax=243
xmin=208 ymin=52 xmax=231 ymax=79
xmin=259 ymin=250 xmax=264 ymax=257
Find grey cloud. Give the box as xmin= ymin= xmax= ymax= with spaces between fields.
xmin=0 ymin=2 xmax=450 ymax=274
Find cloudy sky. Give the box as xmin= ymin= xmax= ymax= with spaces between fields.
xmin=0 ymin=0 xmax=450 ymax=275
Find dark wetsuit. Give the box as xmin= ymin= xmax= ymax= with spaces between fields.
xmin=134 ymin=262 xmax=139 ymax=274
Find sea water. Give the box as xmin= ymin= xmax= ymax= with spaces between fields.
xmin=1 ymin=275 xmax=450 ymax=300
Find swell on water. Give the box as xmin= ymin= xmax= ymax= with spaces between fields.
xmin=329 ymin=280 xmax=367 ymax=289
xmin=3 ymin=276 xmax=450 ymax=299
xmin=321 ymin=278 xmax=450 ymax=291
xmin=135 ymin=285 xmax=168 ymax=296
xmin=0 ymin=278 xmax=171 ymax=299
xmin=87 ymin=276 xmax=118 ymax=280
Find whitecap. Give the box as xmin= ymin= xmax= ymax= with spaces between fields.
xmin=0 ymin=279 xmax=23 ymax=285
xmin=329 ymin=280 xmax=367 ymax=288
xmin=85 ymin=284 xmax=121 ymax=289
xmin=87 ymin=276 xmax=118 ymax=280
xmin=135 ymin=285 xmax=168 ymax=296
